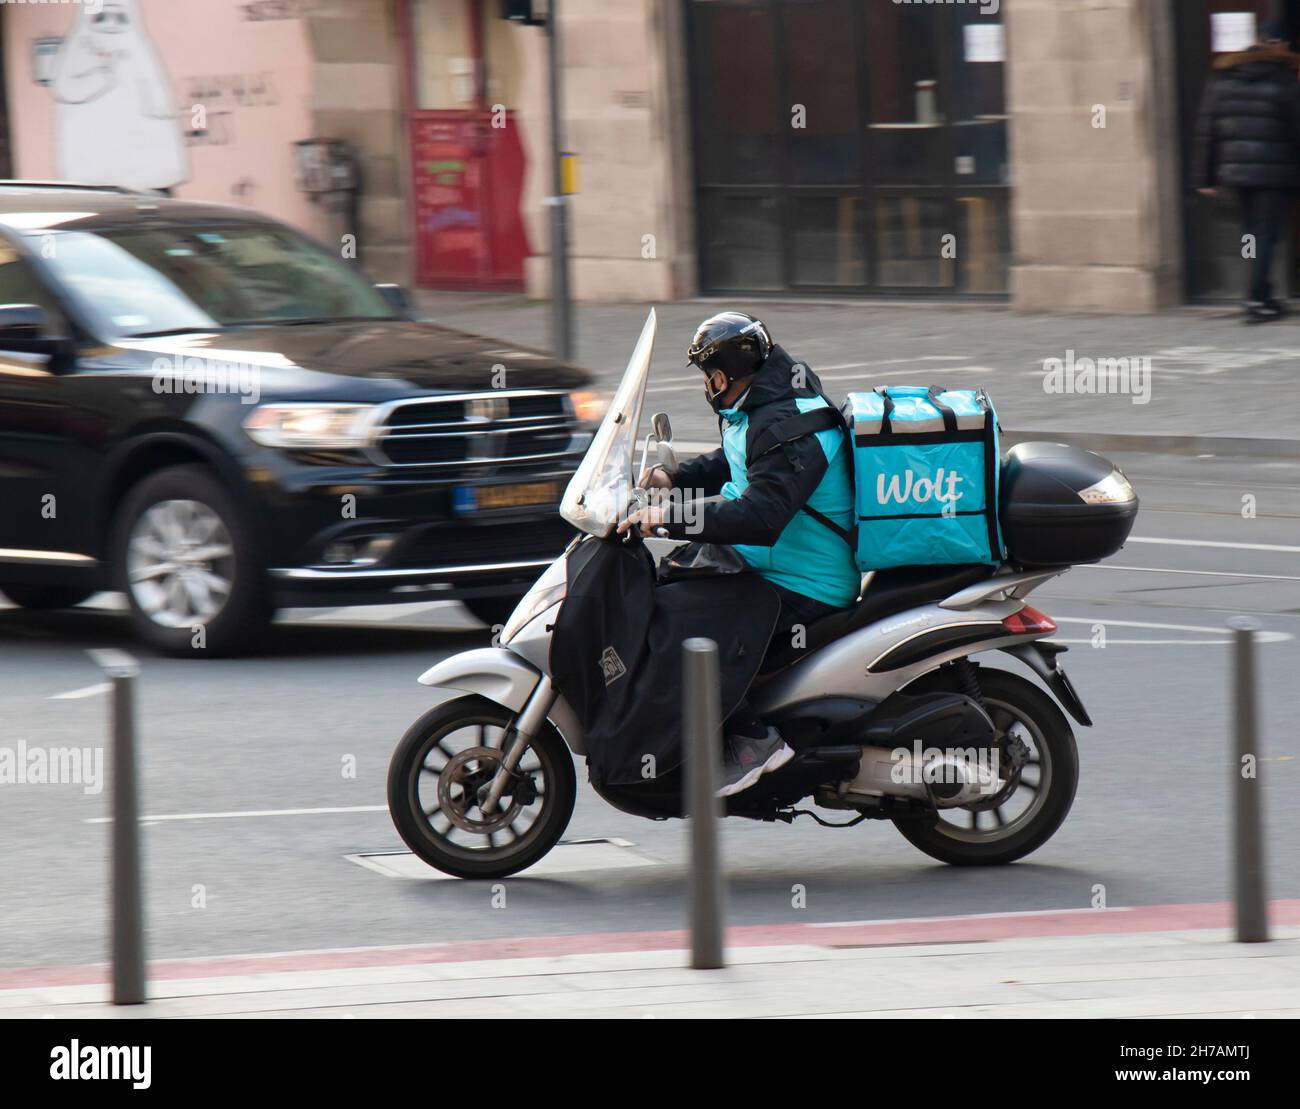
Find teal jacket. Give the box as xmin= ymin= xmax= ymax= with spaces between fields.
xmin=664 ymin=347 xmax=859 ymax=608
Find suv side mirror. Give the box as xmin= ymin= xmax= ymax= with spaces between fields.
xmin=0 ymin=303 xmax=64 ymax=355
xmin=375 ymin=284 xmax=411 ymax=314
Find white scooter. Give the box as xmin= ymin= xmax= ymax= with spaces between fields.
xmin=388 ymin=311 xmax=1137 ymax=879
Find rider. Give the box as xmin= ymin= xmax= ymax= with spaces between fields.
xmin=618 ymin=312 xmax=859 ymax=796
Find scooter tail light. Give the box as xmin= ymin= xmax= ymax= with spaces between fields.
xmin=1002 ymin=606 xmax=1057 ymax=636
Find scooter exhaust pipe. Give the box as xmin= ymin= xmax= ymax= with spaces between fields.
xmin=845 ymin=743 xmax=1003 ymax=808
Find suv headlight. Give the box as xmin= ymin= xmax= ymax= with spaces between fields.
xmin=244 ymin=404 xmax=377 ymax=449
xmin=569 ymin=390 xmax=610 ymax=426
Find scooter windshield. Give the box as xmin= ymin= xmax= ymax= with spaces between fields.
xmin=560 ymin=308 xmax=656 ymax=537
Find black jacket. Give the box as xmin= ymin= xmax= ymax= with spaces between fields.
xmin=662 ymin=345 xmax=841 ymax=546
xmin=1194 ymin=45 xmax=1300 ymax=190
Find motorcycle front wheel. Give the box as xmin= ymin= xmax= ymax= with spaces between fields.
xmin=891 ymin=668 xmax=1078 ymax=866
xmin=387 ymin=695 xmax=576 ymax=879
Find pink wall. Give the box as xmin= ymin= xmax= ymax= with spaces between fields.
xmin=5 ymin=0 xmax=323 ymax=237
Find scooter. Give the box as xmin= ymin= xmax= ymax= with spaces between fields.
xmin=387 ymin=310 xmax=1138 ymax=879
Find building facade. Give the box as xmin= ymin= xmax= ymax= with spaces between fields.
xmin=0 ymin=1 xmax=1293 ymax=311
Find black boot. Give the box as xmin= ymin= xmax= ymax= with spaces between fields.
xmin=1244 ymin=300 xmax=1283 ymax=323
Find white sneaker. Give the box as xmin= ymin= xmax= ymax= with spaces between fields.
xmin=717 ymin=728 xmax=795 ymax=798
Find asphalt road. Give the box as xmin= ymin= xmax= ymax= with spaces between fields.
xmin=1 ymin=450 xmax=1298 ymax=970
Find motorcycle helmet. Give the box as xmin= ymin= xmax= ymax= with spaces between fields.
xmin=686 ymin=311 xmax=773 ymax=411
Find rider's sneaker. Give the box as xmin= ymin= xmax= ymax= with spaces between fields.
xmin=717 ymin=727 xmax=795 ymax=798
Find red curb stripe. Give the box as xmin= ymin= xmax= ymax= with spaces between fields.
xmin=3 ymin=899 xmax=1298 ymax=991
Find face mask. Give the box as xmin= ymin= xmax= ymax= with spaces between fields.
xmin=702 ymin=369 xmax=729 ymax=413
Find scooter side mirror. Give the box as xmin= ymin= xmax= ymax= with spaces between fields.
xmin=650 ymin=411 xmax=677 ymax=473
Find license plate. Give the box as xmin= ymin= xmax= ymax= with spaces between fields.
xmin=454 ymin=480 xmax=561 ymax=513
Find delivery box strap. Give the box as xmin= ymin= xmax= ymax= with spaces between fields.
xmin=744 ymin=405 xmax=856 ymax=549
xmin=875 ymin=385 xmax=960 ymax=435
xmin=801 ymin=502 xmax=855 ymax=547
xmin=745 ymin=404 xmax=846 ymax=467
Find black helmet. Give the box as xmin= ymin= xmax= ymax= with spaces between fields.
xmin=686 ymin=311 xmax=772 ymax=382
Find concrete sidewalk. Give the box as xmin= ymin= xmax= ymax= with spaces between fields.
xmin=414 ymin=293 xmax=1300 ymax=456
xmin=5 ymin=906 xmax=1299 ymax=1019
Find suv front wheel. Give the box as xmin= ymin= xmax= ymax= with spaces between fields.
xmin=113 ymin=465 xmax=270 ymax=655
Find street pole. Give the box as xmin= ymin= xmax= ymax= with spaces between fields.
xmin=683 ymin=638 xmax=725 ymax=969
xmin=546 ymin=0 xmax=574 ymax=362
xmin=90 ymin=648 xmax=147 ymax=1003
xmin=1228 ymin=617 xmax=1269 ymax=943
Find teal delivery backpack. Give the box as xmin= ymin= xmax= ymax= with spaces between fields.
xmin=843 ymin=386 xmax=1003 ymax=570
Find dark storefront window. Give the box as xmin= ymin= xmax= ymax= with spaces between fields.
xmin=698 ymin=192 xmax=785 ymax=289
xmin=689 ymin=0 xmax=1010 ymax=295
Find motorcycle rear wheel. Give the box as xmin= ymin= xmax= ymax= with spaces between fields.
xmin=891 ymin=668 xmax=1078 ymax=866
xmin=387 ymin=695 xmax=576 ymax=879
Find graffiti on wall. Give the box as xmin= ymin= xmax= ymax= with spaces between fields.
xmin=240 ymin=0 xmax=316 ymax=20
xmin=41 ymin=0 xmax=188 ymax=190
xmin=183 ymin=72 xmax=279 ymax=147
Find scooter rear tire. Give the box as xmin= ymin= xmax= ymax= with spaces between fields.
xmin=891 ymin=668 xmax=1078 ymax=866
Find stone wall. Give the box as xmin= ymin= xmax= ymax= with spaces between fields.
xmin=521 ymin=0 xmax=695 ymax=302
xmin=1005 ymin=0 xmax=1183 ymax=312
xmin=303 ymin=0 xmax=410 ymax=285
xmin=302 ymin=0 xmax=1193 ymax=312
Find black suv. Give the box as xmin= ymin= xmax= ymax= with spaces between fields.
xmin=0 ymin=184 xmax=598 ymax=653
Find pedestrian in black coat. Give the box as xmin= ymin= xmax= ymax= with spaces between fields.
xmin=1193 ymin=21 xmax=1300 ymax=321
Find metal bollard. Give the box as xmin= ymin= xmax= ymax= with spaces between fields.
xmin=682 ymin=637 xmax=725 ymax=969
xmin=90 ymin=649 xmax=147 ymax=1002
xmin=1227 ymin=618 xmax=1268 ymax=944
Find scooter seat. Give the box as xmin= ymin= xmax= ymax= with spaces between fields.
xmin=760 ymin=563 xmax=997 ymax=675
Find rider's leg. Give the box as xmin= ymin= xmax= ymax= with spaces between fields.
xmin=718 ymin=586 xmax=842 ymax=797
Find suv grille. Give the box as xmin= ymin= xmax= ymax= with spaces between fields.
xmin=371 ymin=390 xmax=578 ymax=468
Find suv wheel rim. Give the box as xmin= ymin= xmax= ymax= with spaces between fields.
xmin=127 ymin=499 xmax=234 ymax=629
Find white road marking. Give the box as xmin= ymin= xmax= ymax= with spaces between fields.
xmin=347 ymin=838 xmax=658 ymax=880
xmin=1129 ymin=536 xmax=1300 ymax=554
xmin=84 ymin=804 xmax=388 ymax=825
xmin=1083 ymin=563 xmax=1300 ymax=583
xmin=1052 ymin=616 xmax=1291 ymax=646
xmin=49 ymin=682 xmax=112 ymax=701
xmin=298 ymin=600 xmax=467 ymax=625
xmin=1055 ymin=616 xmax=1280 ymax=635
xmin=1055 ymin=639 xmax=1273 ymax=646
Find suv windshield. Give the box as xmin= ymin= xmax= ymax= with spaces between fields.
xmin=30 ymin=223 xmax=399 ymax=338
